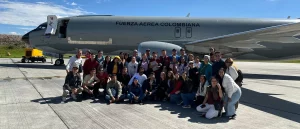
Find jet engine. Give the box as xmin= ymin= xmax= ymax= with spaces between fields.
xmin=137 ymin=41 xmax=182 ymax=56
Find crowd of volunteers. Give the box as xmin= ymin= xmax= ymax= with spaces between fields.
xmin=62 ymin=47 xmax=243 ymax=119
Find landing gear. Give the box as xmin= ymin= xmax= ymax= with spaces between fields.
xmin=54 ymin=54 xmax=64 ymax=66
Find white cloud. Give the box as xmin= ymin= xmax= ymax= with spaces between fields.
xmin=9 ymin=32 xmax=19 ymax=35
xmin=71 ymin=2 xmax=77 ymax=6
xmin=0 ymin=1 xmax=94 ymax=26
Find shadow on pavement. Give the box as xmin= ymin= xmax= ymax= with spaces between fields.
xmin=0 ymin=63 xmax=65 ymax=70
xmin=244 ymin=73 xmax=300 ymax=81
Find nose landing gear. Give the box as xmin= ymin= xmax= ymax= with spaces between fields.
xmin=54 ymin=54 xmax=65 ymax=66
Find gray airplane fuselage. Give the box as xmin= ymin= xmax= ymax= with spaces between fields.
xmin=23 ymin=15 xmax=300 ymax=59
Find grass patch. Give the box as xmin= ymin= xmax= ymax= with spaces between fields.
xmin=0 ymin=45 xmax=25 ymax=58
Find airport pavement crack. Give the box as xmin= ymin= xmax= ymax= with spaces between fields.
xmin=10 ymin=58 xmax=70 ymax=129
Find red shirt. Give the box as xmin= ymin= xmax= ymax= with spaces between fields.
xmin=170 ymin=79 xmax=182 ymax=94
xmin=83 ymin=59 xmax=99 ymax=75
xmin=159 ymin=56 xmax=170 ymax=67
xmin=96 ymin=72 xmax=109 ymax=85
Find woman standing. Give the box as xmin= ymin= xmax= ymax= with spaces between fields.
xmin=198 ymin=55 xmax=212 ymax=82
xmin=196 ymin=76 xmax=223 ymax=119
xmin=219 ymin=68 xmax=242 ymax=119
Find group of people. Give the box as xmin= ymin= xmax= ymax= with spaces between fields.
xmin=62 ymin=47 xmax=242 ymax=120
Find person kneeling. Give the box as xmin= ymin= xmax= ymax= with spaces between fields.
xmin=128 ymin=77 xmax=144 ymax=104
xmin=196 ymin=77 xmax=223 ymax=119
xmin=105 ymin=74 xmax=125 ymax=104
xmin=82 ymin=68 xmax=100 ymax=99
xmin=62 ymin=63 xmax=83 ymax=102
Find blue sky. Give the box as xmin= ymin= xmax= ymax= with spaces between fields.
xmin=0 ymin=0 xmax=299 ymax=35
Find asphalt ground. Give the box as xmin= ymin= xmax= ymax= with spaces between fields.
xmin=0 ymin=58 xmax=299 ymax=129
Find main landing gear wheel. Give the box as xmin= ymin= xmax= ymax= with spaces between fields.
xmin=54 ymin=59 xmax=64 ymax=66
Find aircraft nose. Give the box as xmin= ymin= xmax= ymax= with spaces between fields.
xmin=22 ymin=32 xmax=30 ymax=45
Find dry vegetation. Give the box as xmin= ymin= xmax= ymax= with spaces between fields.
xmin=0 ymin=34 xmax=26 ymax=47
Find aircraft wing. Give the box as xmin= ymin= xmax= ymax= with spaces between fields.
xmin=184 ymin=22 xmax=300 ymax=53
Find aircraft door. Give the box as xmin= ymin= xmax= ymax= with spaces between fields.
xmin=174 ymin=27 xmax=181 ymax=38
xmin=186 ymin=27 xmax=192 ymax=38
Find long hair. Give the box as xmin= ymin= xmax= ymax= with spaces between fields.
xmin=200 ymin=75 xmax=207 ymax=91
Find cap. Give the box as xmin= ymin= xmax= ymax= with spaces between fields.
xmin=204 ymin=55 xmax=210 ymax=61
xmin=189 ymin=61 xmax=194 ymax=64
xmin=114 ymin=56 xmax=121 ymax=60
xmin=133 ymin=77 xmax=138 ymax=80
xmin=72 ymin=63 xmax=79 ymax=68
xmin=172 ymin=49 xmax=177 ymax=52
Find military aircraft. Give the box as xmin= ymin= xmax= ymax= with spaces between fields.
xmin=22 ymin=15 xmax=300 ymax=65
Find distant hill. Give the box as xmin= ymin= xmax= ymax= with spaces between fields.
xmin=0 ymin=34 xmax=25 ymax=47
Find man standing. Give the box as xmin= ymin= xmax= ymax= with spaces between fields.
xmin=169 ymin=49 xmax=180 ymax=61
xmin=105 ymin=74 xmax=125 ymax=104
xmin=95 ymin=50 xmax=104 ymax=65
xmin=128 ymin=49 xmax=141 ymax=63
xmin=212 ymin=51 xmax=225 ymax=77
xmin=180 ymin=48 xmax=188 ymax=61
xmin=83 ymin=54 xmax=99 ymax=79
xmin=145 ymin=49 xmax=152 ymax=60
xmin=66 ymin=49 xmax=83 ymax=74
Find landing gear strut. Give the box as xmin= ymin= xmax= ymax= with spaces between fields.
xmin=54 ymin=54 xmax=64 ymax=66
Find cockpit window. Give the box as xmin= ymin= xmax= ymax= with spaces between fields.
xmin=35 ymin=22 xmax=47 ymax=30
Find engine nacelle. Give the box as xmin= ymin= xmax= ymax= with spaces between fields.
xmin=137 ymin=41 xmax=182 ymax=57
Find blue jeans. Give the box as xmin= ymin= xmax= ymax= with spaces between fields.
xmin=127 ymin=93 xmax=145 ymax=101
xmin=170 ymin=93 xmax=182 ymax=104
xmin=181 ymin=92 xmax=196 ymax=106
xmin=224 ymin=87 xmax=242 ymax=116
xmin=105 ymin=94 xmax=125 ymax=103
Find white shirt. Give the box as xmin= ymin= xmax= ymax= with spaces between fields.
xmin=226 ymin=66 xmax=238 ymax=81
xmin=196 ymin=81 xmax=209 ymax=97
xmin=66 ymin=55 xmax=83 ymax=71
xmin=127 ymin=61 xmax=138 ymax=77
xmin=194 ymin=62 xmax=201 ymax=69
xmin=222 ymin=74 xmax=240 ymax=98
xmin=128 ymin=73 xmax=147 ymax=86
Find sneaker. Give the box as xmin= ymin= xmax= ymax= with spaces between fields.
xmin=71 ymin=94 xmax=77 ymax=100
xmin=177 ymin=101 xmax=183 ymax=105
xmin=139 ymin=100 xmax=144 ymax=105
xmin=182 ymin=105 xmax=191 ymax=108
xmin=62 ymin=97 xmax=67 ymax=102
xmin=229 ymin=114 xmax=236 ymax=119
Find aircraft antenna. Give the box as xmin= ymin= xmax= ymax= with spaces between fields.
xmin=186 ymin=13 xmax=190 ymax=17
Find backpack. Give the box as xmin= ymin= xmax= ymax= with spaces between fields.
xmin=235 ymin=69 xmax=243 ymax=87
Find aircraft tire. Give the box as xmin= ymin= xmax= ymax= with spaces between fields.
xmin=55 ymin=59 xmax=61 ymax=66
xmin=42 ymin=58 xmax=46 ymax=63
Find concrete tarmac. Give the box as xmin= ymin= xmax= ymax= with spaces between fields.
xmin=0 ymin=58 xmax=299 ymax=129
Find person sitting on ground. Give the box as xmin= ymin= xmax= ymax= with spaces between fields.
xmin=95 ymin=68 xmax=109 ymax=97
xmin=169 ymin=72 xmax=183 ymax=105
xmin=156 ymin=72 xmax=168 ymax=101
xmin=105 ymin=74 xmax=124 ymax=104
xmin=128 ymin=77 xmax=144 ymax=104
xmin=198 ymin=55 xmax=212 ymax=82
xmin=180 ymin=72 xmax=195 ymax=108
xmin=127 ymin=56 xmax=139 ymax=77
xmin=117 ymin=67 xmax=131 ymax=96
xmin=128 ymin=67 xmax=147 ymax=86
xmin=196 ymin=76 xmax=223 ymax=119
xmin=62 ymin=63 xmax=83 ymax=102
xmin=195 ymin=75 xmax=209 ymax=106
xmin=218 ymin=68 xmax=242 ymax=119
xmin=142 ymin=72 xmax=157 ymax=101
xmin=83 ymin=53 xmax=99 ymax=79
xmin=82 ymin=68 xmax=100 ymax=99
